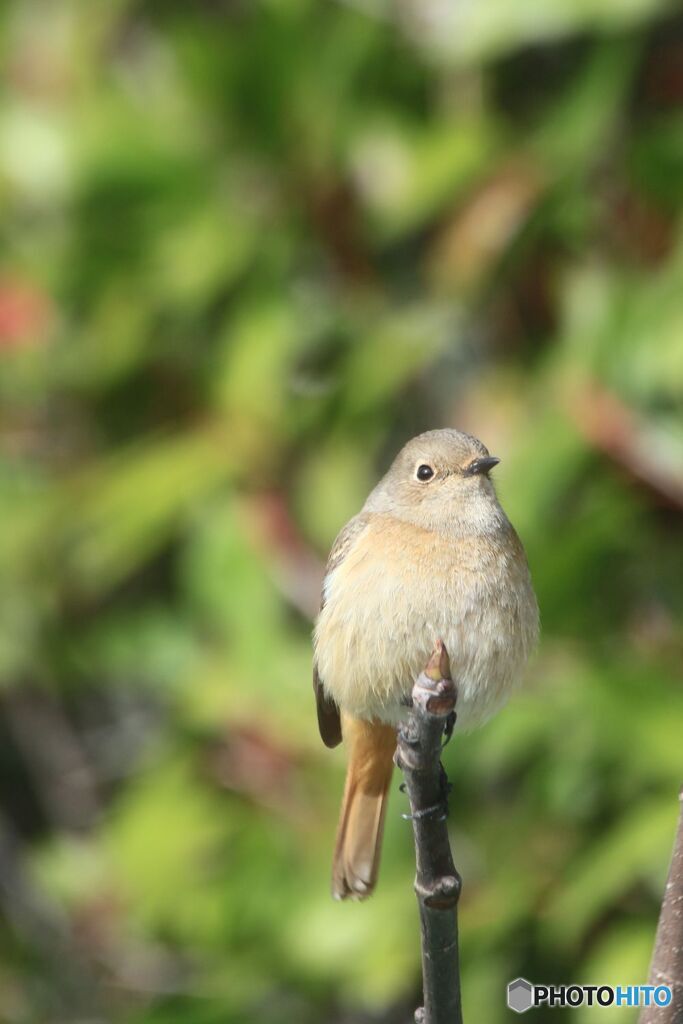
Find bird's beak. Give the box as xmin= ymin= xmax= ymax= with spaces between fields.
xmin=465 ymin=456 xmax=500 ymax=476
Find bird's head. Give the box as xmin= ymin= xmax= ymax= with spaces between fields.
xmin=366 ymin=429 xmax=502 ymax=533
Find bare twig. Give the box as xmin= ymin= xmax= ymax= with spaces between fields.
xmin=4 ymin=686 xmax=100 ymax=832
xmin=569 ymin=384 xmax=683 ymax=510
xmin=395 ymin=641 xmax=463 ymax=1024
xmin=641 ymin=786 xmax=683 ymax=1024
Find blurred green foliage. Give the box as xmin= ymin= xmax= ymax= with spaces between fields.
xmin=0 ymin=1 xmax=682 ymax=1022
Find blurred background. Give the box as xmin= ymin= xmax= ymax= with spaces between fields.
xmin=1 ymin=1 xmax=682 ymax=1022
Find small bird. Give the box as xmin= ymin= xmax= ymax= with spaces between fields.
xmin=313 ymin=429 xmax=538 ymax=900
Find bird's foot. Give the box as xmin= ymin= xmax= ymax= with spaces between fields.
xmin=441 ymin=710 xmax=456 ymax=748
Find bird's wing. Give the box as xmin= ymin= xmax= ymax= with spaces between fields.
xmin=313 ymin=513 xmax=372 ymax=749
xmin=313 ymin=664 xmax=343 ymax=749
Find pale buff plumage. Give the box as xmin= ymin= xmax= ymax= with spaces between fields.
xmin=313 ymin=429 xmax=539 ymax=899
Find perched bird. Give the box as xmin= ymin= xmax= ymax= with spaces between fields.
xmin=313 ymin=429 xmax=539 ymax=900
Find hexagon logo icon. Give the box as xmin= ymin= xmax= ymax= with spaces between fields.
xmin=507 ymin=978 xmax=533 ymax=1013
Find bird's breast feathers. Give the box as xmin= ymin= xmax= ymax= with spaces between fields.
xmin=314 ymin=514 xmax=538 ymax=730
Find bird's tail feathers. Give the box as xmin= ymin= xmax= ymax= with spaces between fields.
xmin=332 ymin=716 xmax=396 ymax=900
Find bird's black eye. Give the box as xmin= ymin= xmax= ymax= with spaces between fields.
xmin=416 ymin=464 xmax=434 ymax=481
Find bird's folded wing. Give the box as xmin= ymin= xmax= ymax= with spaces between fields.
xmin=313 ymin=513 xmax=372 ymax=749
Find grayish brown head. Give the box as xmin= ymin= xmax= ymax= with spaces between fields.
xmin=364 ymin=429 xmax=504 ymax=533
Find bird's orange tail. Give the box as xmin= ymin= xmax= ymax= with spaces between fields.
xmin=332 ymin=716 xmax=396 ymax=900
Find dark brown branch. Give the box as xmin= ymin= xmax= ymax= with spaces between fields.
xmin=641 ymin=786 xmax=683 ymax=1024
xmin=395 ymin=641 xmax=463 ymax=1024
xmin=4 ymin=687 xmax=100 ymax=832
xmin=569 ymin=384 xmax=683 ymax=510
